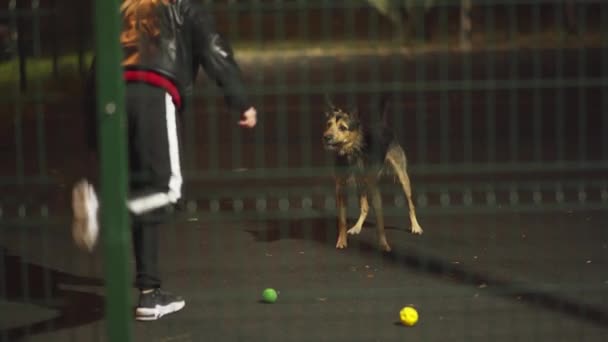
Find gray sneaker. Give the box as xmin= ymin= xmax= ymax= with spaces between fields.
xmin=71 ymin=179 xmax=99 ymax=252
xmin=135 ymin=289 xmax=186 ymax=321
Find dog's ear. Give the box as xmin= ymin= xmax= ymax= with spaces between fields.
xmin=324 ymin=94 xmax=336 ymax=118
xmin=324 ymin=94 xmax=336 ymax=110
xmin=349 ymin=108 xmax=361 ymax=130
xmin=379 ymin=95 xmax=390 ymax=125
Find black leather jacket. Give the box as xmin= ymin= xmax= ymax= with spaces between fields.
xmin=90 ymin=0 xmax=250 ymax=113
xmin=146 ymin=0 xmax=249 ymax=112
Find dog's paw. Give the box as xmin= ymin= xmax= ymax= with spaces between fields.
xmin=347 ymin=224 xmax=362 ymax=235
xmin=411 ymin=225 xmax=423 ymax=235
xmin=336 ymin=237 xmax=348 ymax=249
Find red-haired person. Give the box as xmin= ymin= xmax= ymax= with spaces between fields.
xmin=73 ymin=0 xmax=257 ymax=321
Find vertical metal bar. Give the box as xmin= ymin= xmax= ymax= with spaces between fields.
xmin=460 ymin=0 xmax=472 ymax=51
xmin=205 ymin=0 xmax=219 ymax=176
xmin=182 ymin=2 xmax=197 ymax=174
xmin=14 ymin=98 xmax=24 ymax=185
xmin=532 ymin=1 xmax=542 ymax=162
xmin=439 ymin=4 xmax=449 ymax=164
xmin=416 ymin=6 xmax=427 ymax=165
xmin=78 ymin=1 xmax=86 ymax=76
xmin=368 ymin=0 xmax=380 ymax=163
xmin=226 ymin=1 xmax=238 ymax=38
xmin=253 ymin=0 xmax=265 ymax=172
xmin=230 ymin=3 xmax=242 ymax=171
xmin=94 ymin=0 xmax=132 ymax=340
xmin=0 ymin=237 xmax=5 ymax=342
xmin=297 ymin=1 xmax=314 ymax=263
xmin=346 ymin=0 xmax=356 ymax=119
xmin=18 ymin=205 xmax=30 ymax=338
xmin=0 ymin=223 xmax=5 ymax=342
xmin=603 ymin=3 xmax=608 ymax=160
xmin=555 ymin=4 xmax=565 ymax=163
xmin=322 ymin=0 xmax=333 ymax=167
xmin=298 ymin=0 xmax=311 ymax=168
xmin=577 ymin=6 xmax=587 ymax=163
xmin=486 ymin=4 xmax=496 ymax=163
xmin=321 ymin=0 xmax=332 ymax=79
xmin=7 ymin=0 xmax=18 ymax=69
xmin=273 ymin=1 xmax=290 ymax=267
xmin=275 ymin=0 xmax=287 ymax=169
xmin=463 ymin=21 xmax=472 ymax=163
xmin=14 ymin=0 xmax=27 ymax=92
xmin=508 ymin=3 xmax=519 ymax=163
xmin=8 ymin=0 xmax=23 ymax=184
xmin=391 ymin=3 xmax=403 ymax=162
xmin=30 ymin=0 xmax=41 ymax=58
xmin=32 ymin=0 xmax=47 ymax=179
xmin=182 ymin=102 xmax=194 ymax=173
xmin=207 ymin=92 xmax=219 ymax=172
xmin=50 ymin=0 xmax=58 ymax=78
xmin=207 ymin=112 xmax=219 ymax=174
xmin=40 ymin=206 xmax=53 ymax=333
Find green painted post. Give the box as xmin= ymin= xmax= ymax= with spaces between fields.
xmin=94 ymin=0 xmax=132 ymax=341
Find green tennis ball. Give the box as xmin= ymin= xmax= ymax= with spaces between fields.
xmin=262 ymin=288 xmax=278 ymax=303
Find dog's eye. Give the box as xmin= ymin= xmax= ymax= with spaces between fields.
xmin=339 ymin=125 xmax=348 ymax=132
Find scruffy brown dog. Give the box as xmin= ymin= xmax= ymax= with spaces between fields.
xmin=322 ymin=98 xmax=423 ymax=252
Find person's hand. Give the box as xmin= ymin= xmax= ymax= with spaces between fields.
xmin=238 ymin=107 xmax=257 ymax=128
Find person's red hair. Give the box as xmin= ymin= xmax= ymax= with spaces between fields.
xmin=120 ymin=0 xmax=170 ymax=65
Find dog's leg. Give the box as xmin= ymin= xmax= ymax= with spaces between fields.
xmin=335 ymin=177 xmax=348 ymax=249
xmin=399 ymin=170 xmax=423 ymax=234
xmin=368 ymin=181 xmax=391 ymax=252
xmin=386 ymin=147 xmax=423 ymax=235
xmin=348 ymin=193 xmax=368 ymax=235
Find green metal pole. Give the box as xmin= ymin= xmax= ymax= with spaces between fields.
xmin=94 ymin=0 xmax=132 ymax=341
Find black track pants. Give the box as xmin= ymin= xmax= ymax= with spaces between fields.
xmin=126 ymin=83 xmax=182 ymax=289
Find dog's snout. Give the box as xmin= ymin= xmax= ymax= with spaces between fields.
xmin=323 ymin=135 xmax=333 ymax=143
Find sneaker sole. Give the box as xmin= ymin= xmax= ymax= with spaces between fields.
xmin=135 ymin=301 xmax=186 ymax=321
xmin=72 ymin=180 xmax=99 ymax=252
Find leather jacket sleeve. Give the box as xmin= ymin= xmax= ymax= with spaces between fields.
xmin=184 ymin=1 xmax=251 ymax=113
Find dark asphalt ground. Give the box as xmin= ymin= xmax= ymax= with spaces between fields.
xmin=1 ymin=46 xmax=607 ymax=341
xmin=1 ymin=210 xmax=607 ymax=341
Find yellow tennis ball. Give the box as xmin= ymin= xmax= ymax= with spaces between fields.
xmin=399 ymin=306 xmax=419 ymax=326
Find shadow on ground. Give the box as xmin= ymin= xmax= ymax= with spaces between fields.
xmin=0 ymin=247 xmax=104 ymax=341
xmin=247 ymin=218 xmax=608 ymax=329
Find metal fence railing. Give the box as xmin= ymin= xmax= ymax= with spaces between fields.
xmin=1 ymin=1 xmax=607 ymax=341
